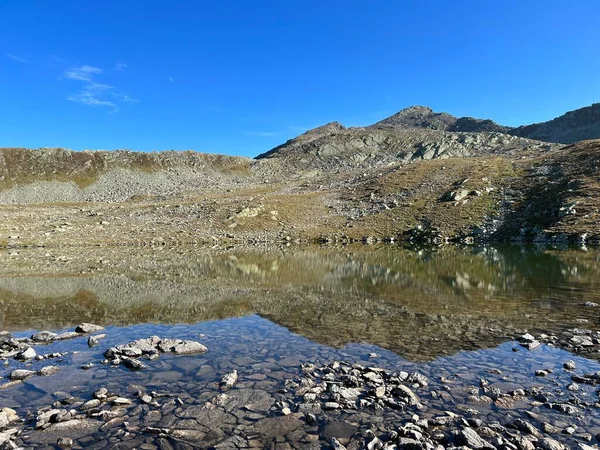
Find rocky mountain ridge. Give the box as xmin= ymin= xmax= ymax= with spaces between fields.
xmin=369 ymin=103 xmax=600 ymax=143
xmin=0 ymin=103 xmax=599 ymax=245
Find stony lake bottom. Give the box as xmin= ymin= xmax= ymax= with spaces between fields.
xmin=1 ymin=245 xmax=600 ymax=449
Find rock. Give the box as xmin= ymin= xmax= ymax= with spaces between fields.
xmin=57 ymin=437 xmax=74 ymax=448
xmin=1 ymin=408 xmax=18 ymax=424
xmin=558 ymin=202 xmax=577 ymax=217
xmin=112 ymin=397 xmax=132 ymax=406
xmin=457 ymin=427 xmax=495 ymax=449
xmin=31 ymin=331 xmax=58 ymax=342
xmin=10 ymin=369 xmax=36 ymax=380
xmin=81 ymin=399 xmax=101 ymax=411
xmin=394 ymin=385 xmax=420 ymax=406
xmin=93 ymin=388 xmax=108 ymax=399
xmin=564 ymin=360 xmax=576 ymax=370
xmin=87 ymin=336 xmax=100 ymax=348
xmin=445 ymin=189 xmax=470 ymax=202
xmin=75 ymin=323 xmax=104 ymax=333
xmin=16 ymin=347 xmax=36 ymax=360
xmin=122 ymin=358 xmax=148 ymax=371
xmin=249 ymin=415 xmax=303 ymax=440
xmin=550 ymin=403 xmax=579 ymax=415
xmin=324 ymin=402 xmax=341 ymax=410
xmin=0 ymin=428 xmax=18 ymax=446
xmin=53 ymin=331 xmax=81 ymax=340
xmin=38 ymin=366 xmax=60 ymax=376
xmin=583 ymin=302 xmax=599 ymax=307
xmin=366 ymin=437 xmax=383 ymax=450
xmin=0 ymin=412 xmax=8 ymax=429
xmin=570 ymin=335 xmax=594 ymax=347
xmin=331 ymin=438 xmax=348 ymax=450
xmin=323 ymin=421 xmax=357 ymax=441
xmin=220 ymin=370 xmax=238 ymax=389
xmin=120 ymin=347 xmax=143 ymax=357
xmin=172 ymin=340 xmax=208 ymax=355
xmin=540 ymin=437 xmax=566 ymax=450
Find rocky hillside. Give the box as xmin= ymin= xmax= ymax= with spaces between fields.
xmin=369 ymin=103 xmax=600 ymax=144
xmin=0 ymin=147 xmax=252 ymax=203
xmin=255 ymin=124 xmax=556 ymax=177
xmin=511 ymin=103 xmax=600 ymax=143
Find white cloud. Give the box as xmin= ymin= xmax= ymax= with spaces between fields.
xmin=112 ymin=93 xmax=139 ymax=103
xmin=62 ymin=64 xmax=136 ymax=112
xmin=64 ymin=65 xmax=103 ymax=82
xmin=114 ymin=62 xmax=128 ymax=71
xmin=5 ymin=53 xmax=28 ymax=63
xmin=168 ymin=77 xmax=175 ymax=82
xmin=67 ymin=92 xmax=119 ymax=111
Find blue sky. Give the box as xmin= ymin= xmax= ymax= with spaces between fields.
xmin=1 ymin=1 xmax=599 ymax=157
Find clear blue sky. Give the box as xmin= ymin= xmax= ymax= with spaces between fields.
xmin=1 ymin=1 xmax=599 ymax=157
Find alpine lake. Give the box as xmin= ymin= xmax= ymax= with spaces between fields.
xmin=1 ymin=244 xmax=600 ymax=450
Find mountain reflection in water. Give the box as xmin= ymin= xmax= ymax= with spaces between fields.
xmin=0 ymin=245 xmax=599 ymax=361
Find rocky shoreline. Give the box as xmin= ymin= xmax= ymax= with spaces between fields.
xmin=1 ymin=320 xmax=600 ymax=449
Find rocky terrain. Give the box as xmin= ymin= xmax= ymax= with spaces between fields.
xmin=369 ymin=103 xmax=600 ymax=144
xmin=0 ymin=104 xmax=599 ymax=247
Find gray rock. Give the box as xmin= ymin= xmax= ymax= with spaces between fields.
xmin=457 ymin=427 xmax=495 ymax=449
xmin=53 ymin=331 xmax=81 ymax=340
xmin=10 ymin=369 xmax=36 ymax=380
xmin=220 ymin=370 xmax=238 ymax=389
xmin=38 ymin=366 xmax=60 ymax=376
xmin=331 ymin=437 xmax=348 ymax=450
xmin=16 ymin=347 xmax=36 ymax=360
xmin=539 ymin=437 xmax=566 ymax=450
xmin=57 ymin=437 xmax=74 ymax=448
xmin=172 ymin=340 xmax=208 ymax=355
xmin=122 ymin=358 xmax=148 ymax=371
xmin=394 ymin=384 xmax=420 ymax=406
xmin=75 ymin=323 xmax=104 ymax=333
xmin=0 ymin=412 xmax=9 ymax=429
xmin=570 ymin=335 xmax=594 ymax=347
xmin=32 ymin=331 xmax=58 ymax=342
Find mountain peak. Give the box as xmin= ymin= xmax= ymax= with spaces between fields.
xmin=372 ymin=106 xmax=456 ymax=131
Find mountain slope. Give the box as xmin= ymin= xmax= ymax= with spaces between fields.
xmin=511 ymin=103 xmax=600 ymax=143
xmin=0 ymin=147 xmax=252 ymax=203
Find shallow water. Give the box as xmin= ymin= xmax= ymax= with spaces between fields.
xmin=1 ymin=244 xmax=600 ymax=448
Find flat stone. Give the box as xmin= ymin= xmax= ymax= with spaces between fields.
xmin=10 ymin=369 xmax=36 ymax=381
xmin=31 ymin=331 xmax=58 ymax=342
xmin=458 ymin=427 xmax=495 ymax=449
xmin=172 ymin=340 xmax=208 ymax=355
xmin=249 ymin=415 xmax=303 ymax=440
xmin=322 ymin=421 xmax=358 ymax=440
xmin=27 ymin=419 xmax=102 ymax=444
xmin=53 ymin=332 xmax=81 ymax=341
xmin=221 ymin=388 xmax=275 ymax=413
xmin=75 ymin=323 xmax=104 ymax=333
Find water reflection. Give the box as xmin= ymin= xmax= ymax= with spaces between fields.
xmin=0 ymin=245 xmax=599 ymax=360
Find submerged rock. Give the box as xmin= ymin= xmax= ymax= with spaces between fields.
xmin=220 ymin=370 xmax=238 ymax=390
